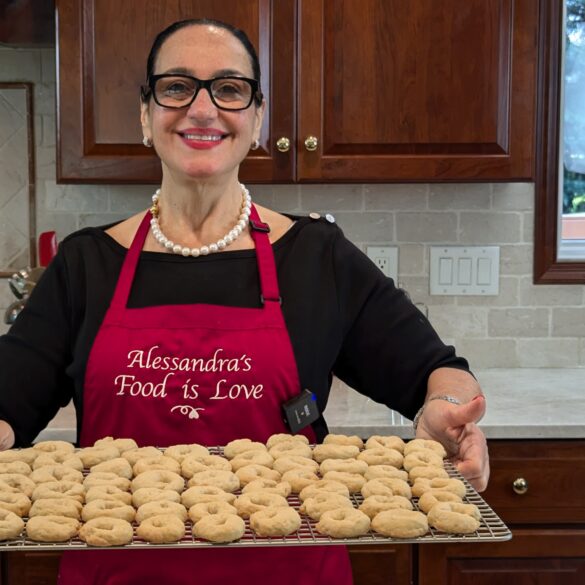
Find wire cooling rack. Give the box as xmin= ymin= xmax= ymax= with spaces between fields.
xmin=0 ymin=451 xmax=511 ymax=550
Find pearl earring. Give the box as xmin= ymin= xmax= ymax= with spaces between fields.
xmin=250 ymin=139 xmax=260 ymax=150
xmin=143 ymin=136 xmax=153 ymax=147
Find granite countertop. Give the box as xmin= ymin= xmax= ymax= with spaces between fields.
xmin=35 ymin=368 xmax=585 ymax=443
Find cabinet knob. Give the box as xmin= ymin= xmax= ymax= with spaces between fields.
xmin=304 ymin=135 xmax=319 ymax=152
xmin=276 ymin=137 xmax=291 ymax=153
xmin=512 ymin=477 xmax=528 ymax=495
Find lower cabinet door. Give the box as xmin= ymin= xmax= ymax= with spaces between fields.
xmin=348 ymin=543 xmax=412 ymax=585
xmin=1 ymin=551 xmax=62 ymax=585
xmin=418 ymin=529 xmax=585 ymax=585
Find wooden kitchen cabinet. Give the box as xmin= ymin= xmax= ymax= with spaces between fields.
xmin=56 ymin=0 xmax=538 ymax=184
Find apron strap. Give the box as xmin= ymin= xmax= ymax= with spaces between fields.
xmin=249 ymin=205 xmax=281 ymax=305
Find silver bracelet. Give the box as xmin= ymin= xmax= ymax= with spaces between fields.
xmin=412 ymin=395 xmax=462 ymax=431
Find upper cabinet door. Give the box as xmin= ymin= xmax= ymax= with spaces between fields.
xmin=297 ymin=0 xmax=537 ymax=182
xmin=56 ymin=0 xmax=295 ymax=183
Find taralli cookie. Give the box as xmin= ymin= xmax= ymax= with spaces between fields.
xmin=132 ymin=488 xmax=181 ymax=509
xmin=94 ymin=437 xmax=138 ymax=453
xmin=26 ymin=515 xmax=80 ymax=542
xmin=188 ymin=501 xmax=238 ymax=523
xmin=86 ymin=486 xmax=133 ymax=506
xmin=181 ymin=454 xmax=232 ymax=478
xmin=30 ymin=464 xmax=84 ymax=484
xmin=322 ymin=471 xmax=366 ymax=493
xmin=164 ymin=443 xmax=209 ymax=463
xmin=121 ymin=447 xmax=163 ymax=467
xmin=79 ymin=517 xmax=134 ymax=546
xmin=135 ymin=500 xmax=188 ymax=523
xmin=0 ymin=448 xmax=38 ymax=466
xmin=300 ymin=493 xmax=353 ymax=521
xmin=361 ymin=478 xmax=412 ymax=499
xmin=33 ymin=453 xmax=83 ymax=471
xmin=250 ymin=506 xmax=302 ymax=537
xmin=417 ymin=490 xmax=463 ymax=514
xmin=133 ymin=456 xmax=181 ymax=476
xmin=268 ymin=441 xmax=313 ymax=459
xmin=319 ymin=458 xmax=368 ymax=476
xmin=408 ymin=465 xmax=449 ymax=482
xmin=411 ymin=477 xmax=467 ymax=498
xmin=230 ymin=450 xmax=274 ymax=471
xmin=358 ymin=495 xmax=413 ymax=519
xmin=29 ymin=497 xmax=82 ymax=519
xmin=81 ymin=499 xmax=136 ymax=522
xmin=364 ymin=465 xmax=408 ymax=482
xmin=0 ymin=492 xmax=31 ymax=516
xmin=312 ymin=444 xmax=360 ymax=463
xmin=242 ymin=478 xmax=291 ymax=498
xmin=92 ymin=457 xmax=134 ymax=479
xmin=404 ymin=438 xmax=447 ymax=459
xmin=357 ymin=447 xmax=403 ymax=468
xmin=402 ymin=450 xmax=444 ymax=471
xmin=193 ymin=512 xmax=245 ymax=543
xmin=0 ymin=473 xmax=36 ymax=497
xmin=316 ymin=508 xmax=371 ymax=538
xmin=78 ymin=446 xmax=120 ymax=468
xmin=181 ymin=486 xmax=236 ymax=508
xmin=187 ymin=470 xmax=240 ymax=493
xmin=0 ymin=508 xmax=24 ymax=540
xmin=427 ymin=502 xmax=481 ymax=534
xmin=273 ymin=456 xmax=319 ymax=475
xmin=371 ymin=509 xmax=429 ymax=538
xmin=84 ymin=472 xmax=131 ymax=492
xmin=365 ymin=435 xmax=405 ymax=453
xmin=131 ymin=470 xmax=184 ymax=493
xmin=235 ymin=464 xmax=281 ymax=486
xmin=299 ymin=480 xmax=350 ymax=501
xmin=323 ymin=434 xmax=364 ymax=449
xmin=234 ymin=492 xmax=289 ymax=518
xmin=32 ymin=480 xmax=85 ymax=503
xmin=33 ymin=440 xmax=75 ymax=455
xmin=266 ymin=433 xmax=309 ymax=449
xmin=136 ymin=513 xmax=185 ymax=543
xmin=281 ymin=469 xmax=320 ymax=493
xmin=0 ymin=461 xmax=31 ymax=475
xmin=223 ymin=439 xmax=266 ymax=460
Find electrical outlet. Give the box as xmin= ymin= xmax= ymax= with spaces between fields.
xmin=366 ymin=246 xmax=398 ymax=281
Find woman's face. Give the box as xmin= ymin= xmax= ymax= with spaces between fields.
xmin=141 ymin=25 xmax=265 ymax=182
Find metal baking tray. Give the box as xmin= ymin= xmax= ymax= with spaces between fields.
xmin=0 ymin=452 xmax=511 ymax=550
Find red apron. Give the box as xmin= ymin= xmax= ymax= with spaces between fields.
xmin=58 ymin=206 xmax=353 ymax=585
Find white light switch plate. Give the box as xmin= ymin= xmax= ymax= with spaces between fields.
xmin=430 ymin=246 xmax=500 ymax=295
xmin=366 ymin=246 xmax=399 ymax=282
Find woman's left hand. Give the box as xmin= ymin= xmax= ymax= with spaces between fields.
xmin=415 ymin=395 xmax=489 ymax=492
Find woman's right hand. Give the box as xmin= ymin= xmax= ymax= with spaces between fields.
xmin=0 ymin=420 xmax=15 ymax=450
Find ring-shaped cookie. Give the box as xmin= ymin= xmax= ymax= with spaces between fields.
xmin=402 ymin=450 xmax=444 ymax=471
xmin=32 ymin=480 xmax=85 ymax=503
xmin=84 ymin=472 xmax=131 ymax=492
xmin=266 ymin=433 xmax=309 ymax=449
xmin=132 ymin=488 xmax=181 ymax=509
xmin=136 ymin=513 xmax=185 ymax=543
xmin=93 ymin=437 xmax=138 ymax=454
xmin=273 ymin=456 xmax=319 ymax=475
xmin=299 ymin=493 xmax=353 ymax=521
xmin=235 ymin=464 xmax=281 ymax=486
xmin=33 ymin=441 xmax=75 ymax=455
xmin=234 ymin=492 xmax=289 ymax=518
xmin=408 ymin=465 xmax=449 ymax=482
xmin=0 ymin=508 xmax=24 ymax=540
xmin=322 ymin=471 xmax=366 ymax=494
xmin=404 ymin=439 xmax=447 ymax=459
xmin=193 ymin=512 xmax=245 ymax=543
xmin=323 ymin=434 xmax=364 ymax=449
xmin=361 ymin=478 xmax=412 ymax=499
xmin=0 ymin=492 xmax=31 ymax=516
xmin=187 ymin=470 xmax=240 ymax=493
xmin=371 ymin=509 xmax=429 ymax=538
xmin=0 ymin=448 xmax=38 ymax=466
xmin=133 ymin=456 xmax=181 ymax=476
xmin=30 ymin=464 xmax=84 ymax=484
xmin=86 ymin=485 xmax=133 ymax=506
xmin=268 ymin=441 xmax=313 ymax=459
xmin=299 ymin=479 xmax=350 ymax=502
xmin=365 ymin=435 xmax=405 ymax=453
xmin=181 ymin=486 xmax=236 ymax=508
xmin=131 ymin=470 xmax=184 ymax=494
xmin=357 ymin=448 xmax=403 ymax=468
xmin=411 ymin=477 xmax=467 ymax=498
xmin=417 ymin=490 xmax=463 ymax=514
xmin=364 ymin=465 xmax=408 ymax=482
xmin=0 ymin=461 xmax=31 ymax=475
xmin=319 ymin=458 xmax=368 ymax=476
xmin=250 ymin=506 xmax=302 ymax=537
xmin=427 ymin=502 xmax=481 ymax=534
xmin=223 ymin=439 xmax=266 ymax=460
xmin=78 ymin=446 xmax=120 ymax=468
xmin=32 ymin=453 xmax=83 ymax=471
xmin=316 ymin=508 xmax=371 ymax=538
xmin=25 ymin=515 xmax=79 ymax=542
xmin=121 ymin=447 xmax=163 ymax=467
xmin=91 ymin=457 xmax=134 ymax=479
xmin=28 ymin=497 xmax=82 ymax=519
xmin=81 ymin=499 xmax=136 ymax=522
xmin=164 ymin=443 xmax=209 ymax=463
xmin=79 ymin=517 xmax=134 ymax=546
xmin=230 ymin=450 xmax=274 ymax=471
xmin=135 ymin=500 xmax=188 ymax=523
xmin=281 ymin=469 xmax=320 ymax=493
xmin=241 ymin=478 xmax=291 ymax=498
xmin=181 ymin=454 xmax=231 ymax=478
xmin=358 ymin=495 xmax=413 ymax=519
xmin=311 ymin=444 xmax=360 ymax=464
xmin=0 ymin=473 xmax=36 ymax=497
xmin=188 ymin=501 xmax=238 ymax=523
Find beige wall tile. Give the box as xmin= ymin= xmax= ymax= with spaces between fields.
xmin=488 ymin=308 xmax=550 ymax=337
xmin=334 ymin=212 xmax=393 ymax=242
xmin=301 ymin=184 xmax=363 ymax=211
xmin=109 ymin=185 xmax=153 ymax=213
xmin=33 ymin=84 xmax=55 ymax=116
xmin=0 ymin=49 xmax=41 ymax=82
xmin=522 ymin=212 xmax=534 ymax=243
xmin=364 ymin=184 xmax=428 ymax=210
xmin=397 ymin=244 xmax=425 ymax=276
xmin=35 ymin=146 xmax=56 ymax=180
xmin=552 ymin=308 xmax=585 ymax=337
xmin=460 ymin=212 xmax=522 ymax=243
xmin=451 ymin=339 xmax=519 ymax=369
xmin=519 ymin=276 xmax=584 ymax=306
xmin=458 ymin=276 xmax=519 ymax=307
xmin=492 ymin=183 xmax=534 ymax=211
xmin=398 ymin=276 xmax=455 ymax=306
xmin=517 ymin=339 xmax=581 ymax=367
xmin=580 ymin=338 xmax=585 ymax=366
xmin=79 ymin=213 xmax=127 ymax=229
xmin=36 ymin=210 xmax=78 ymax=242
xmin=44 ymin=183 xmax=109 ymax=213
xmin=428 ymin=184 xmax=491 ymax=210
xmin=428 ymin=306 xmax=487 ymax=338
xmin=500 ymin=244 xmax=533 ymax=276
xmin=396 ymin=212 xmax=457 ymax=243
xmin=41 ymin=49 xmax=56 ymax=84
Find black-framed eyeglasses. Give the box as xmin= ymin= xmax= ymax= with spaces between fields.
xmin=141 ymin=74 xmax=262 ymax=111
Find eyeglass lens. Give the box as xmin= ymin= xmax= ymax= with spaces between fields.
xmin=154 ymin=76 xmax=253 ymax=110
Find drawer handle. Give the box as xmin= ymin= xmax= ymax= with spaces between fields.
xmin=513 ymin=477 xmax=528 ymax=495
xmin=276 ymin=137 xmax=291 ymax=153
xmin=304 ymin=136 xmax=319 ymax=152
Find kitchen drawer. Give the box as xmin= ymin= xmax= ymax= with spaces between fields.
xmin=483 ymin=440 xmax=585 ymax=524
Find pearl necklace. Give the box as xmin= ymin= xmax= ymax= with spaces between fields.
xmin=149 ymin=183 xmax=252 ymax=257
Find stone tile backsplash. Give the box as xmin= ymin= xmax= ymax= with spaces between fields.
xmin=1 ymin=47 xmax=584 ymax=368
